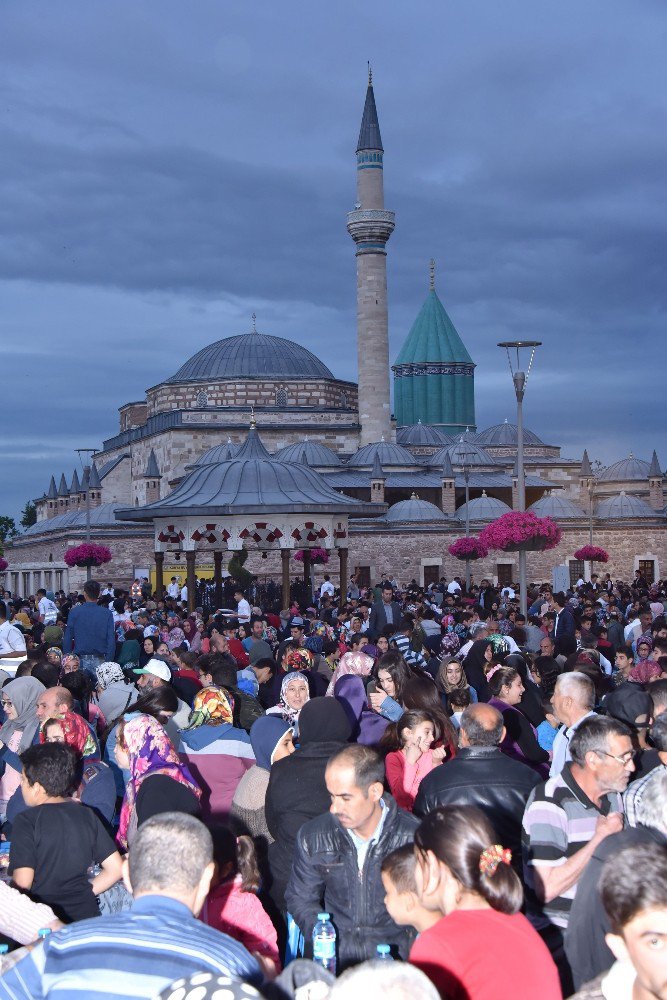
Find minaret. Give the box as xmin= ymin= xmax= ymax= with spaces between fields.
xmin=347 ymin=67 xmax=395 ymax=446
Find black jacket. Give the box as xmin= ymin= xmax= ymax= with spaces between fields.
xmin=368 ymin=601 xmax=402 ymax=639
xmin=413 ymin=746 xmax=541 ymax=871
xmin=265 ymin=698 xmax=351 ymax=909
xmin=285 ymin=795 xmax=419 ymax=970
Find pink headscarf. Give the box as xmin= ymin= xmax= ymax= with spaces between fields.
xmin=326 ymin=651 xmax=374 ymax=696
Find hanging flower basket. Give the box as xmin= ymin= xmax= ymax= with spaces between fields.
xmin=293 ymin=547 xmax=329 ymax=566
xmin=479 ymin=512 xmax=561 ymax=553
xmin=448 ymin=537 xmax=488 ymax=562
xmin=574 ymin=546 xmax=609 ymax=563
xmin=0 ymin=558 xmax=7 ymax=572
xmin=64 ymin=543 xmax=112 ymax=568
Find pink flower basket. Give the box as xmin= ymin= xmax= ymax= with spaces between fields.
xmin=64 ymin=543 xmax=112 ymax=568
xmin=574 ymin=546 xmax=609 ymax=563
xmin=479 ymin=512 xmax=561 ymax=553
xmin=448 ymin=537 xmax=488 ymax=562
xmin=293 ymin=547 xmax=329 ymax=565
xmin=0 ymin=558 xmax=7 ymax=572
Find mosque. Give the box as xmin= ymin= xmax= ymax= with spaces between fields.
xmin=6 ymin=76 xmax=666 ymax=598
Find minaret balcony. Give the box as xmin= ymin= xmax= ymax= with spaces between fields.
xmin=347 ymin=209 xmax=395 ymax=248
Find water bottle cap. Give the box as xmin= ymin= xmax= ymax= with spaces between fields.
xmin=317 ymin=912 xmax=330 ymax=921
xmin=0 ymin=944 xmax=8 ymax=954
xmin=377 ymin=944 xmax=390 ymax=954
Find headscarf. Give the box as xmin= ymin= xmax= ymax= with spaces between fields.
xmin=186 ymin=686 xmax=234 ymax=729
xmin=437 ymin=659 xmax=468 ymax=694
xmin=334 ymin=675 xmax=390 ymax=746
xmin=268 ymin=672 xmax=311 ymax=725
xmin=249 ymin=716 xmax=291 ymax=770
xmin=304 ymin=635 xmax=323 ymax=655
xmin=629 ymin=661 xmax=662 ymax=685
xmin=325 ymin=650 xmax=373 ymax=696
xmin=167 ymin=627 xmax=186 ymax=651
xmin=282 ymin=647 xmax=314 ymax=673
xmin=143 ymin=624 xmax=159 ymax=638
xmin=119 ymin=639 xmax=141 ymax=668
xmin=0 ymin=677 xmax=45 ymax=752
xmin=61 ymin=653 xmax=80 ymax=672
xmin=298 ymin=697 xmax=352 ymax=746
xmin=440 ymin=632 xmax=461 ymax=657
xmin=40 ymin=710 xmax=96 ymax=757
xmin=182 ymin=618 xmax=197 ymax=642
xmin=117 ymin=713 xmax=200 ymax=850
xmin=463 ymin=639 xmax=495 ymax=700
xmin=46 ymin=647 xmax=62 ymax=664
xmin=96 ymin=661 xmax=125 ymax=689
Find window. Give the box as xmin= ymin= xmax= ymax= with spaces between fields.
xmin=275 ymin=387 xmax=287 ymax=407
xmin=195 ymin=390 xmax=208 ymax=408
xmin=496 ymin=564 xmax=513 ymax=587
xmin=56 ymin=570 xmax=63 ymax=591
xmin=569 ymin=559 xmax=585 ymax=587
xmin=639 ymin=559 xmax=655 ymax=584
xmin=355 ymin=566 xmax=371 ymax=589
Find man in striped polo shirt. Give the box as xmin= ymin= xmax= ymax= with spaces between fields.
xmin=522 ymin=716 xmax=635 ymax=993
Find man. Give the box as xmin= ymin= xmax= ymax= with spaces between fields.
xmin=134 ymin=658 xmax=190 ymax=729
xmin=166 ymin=576 xmax=180 ymax=600
xmin=566 ymin=761 xmax=667 ymax=989
xmin=0 ymin=600 xmax=27 ymax=662
xmin=524 ymin=615 xmax=546 ymax=654
xmin=614 ymin=648 xmax=634 ymax=682
xmin=130 ymin=579 xmax=142 ymax=603
xmin=234 ymin=588 xmax=251 ymax=623
xmin=551 ymin=593 xmax=576 ymax=641
xmin=414 ymin=704 xmax=540 ymax=872
xmin=570 ymin=843 xmax=667 ymax=1000
xmin=522 ymin=716 xmax=634 ymax=988
xmin=0 ymin=813 xmax=261 ymax=999
xmin=246 ymin=617 xmax=273 ymax=665
xmin=217 ymin=620 xmax=250 ymax=667
xmin=319 ymin=574 xmax=335 ymax=601
xmin=624 ymin=713 xmax=667 ymax=828
xmin=286 ymin=744 xmax=418 ymax=970
xmin=549 ymin=672 xmax=597 ymax=777
xmin=35 ymin=588 xmax=58 ymax=625
xmin=368 ymin=583 xmax=402 ymax=640
xmin=276 ymin=615 xmax=306 ymax=663
xmin=447 ymin=576 xmax=462 ymax=595
xmin=61 ymin=580 xmax=115 ymax=678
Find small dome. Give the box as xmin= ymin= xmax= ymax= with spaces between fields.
xmin=455 ymin=492 xmax=512 ymax=522
xmin=166 ymin=331 xmax=335 ymax=382
xmin=529 ymin=493 xmax=586 ymax=519
xmin=596 ymin=492 xmax=658 ymax=519
xmin=273 ymin=441 xmax=342 ymax=467
xmin=475 ymin=421 xmax=546 ymax=447
xmin=598 ymin=455 xmax=651 ymax=482
xmin=396 ymin=423 xmax=454 ymax=447
xmin=347 ymin=440 xmax=422 ymax=468
xmin=191 ymin=441 xmax=239 ymax=467
xmin=23 ymin=503 xmax=136 ymax=536
xmin=386 ymin=495 xmax=449 ymax=523
xmin=431 ymin=439 xmax=497 ymax=468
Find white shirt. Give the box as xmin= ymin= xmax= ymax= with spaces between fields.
xmin=38 ymin=596 xmax=57 ymax=625
xmin=501 ymin=586 xmax=516 ymax=599
xmin=447 ymin=580 xmax=461 ymax=594
xmin=236 ymin=598 xmax=251 ymax=623
xmin=180 ymin=585 xmax=188 ymax=601
xmin=167 ymin=583 xmax=180 ymax=599
xmin=319 ymin=581 xmax=335 ymax=598
xmin=0 ymin=621 xmax=27 ymax=656
xmin=624 ymin=620 xmax=641 ymax=643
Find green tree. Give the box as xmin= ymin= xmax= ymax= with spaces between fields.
xmin=20 ymin=502 xmax=37 ymax=529
xmin=0 ymin=516 xmax=17 ymax=542
xmin=228 ymin=548 xmax=253 ymax=589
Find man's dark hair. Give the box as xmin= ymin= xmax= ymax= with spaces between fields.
xmin=198 ymin=652 xmax=237 ymax=688
xmin=0 ymin=601 xmax=7 ymax=620
xmin=569 ymin=715 xmax=632 ymax=767
xmin=83 ymin=580 xmax=101 ymax=600
xmin=328 ymin=743 xmax=384 ymax=793
xmin=381 ymin=844 xmax=418 ymax=893
xmin=600 ymin=844 xmax=667 ymax=934
xmin=21 ymin=743 xmax=79 ymax=798
xmin=349 ymin=634 xmax=366 ymax=649
xmin=36 ymin=588 xmax=46 ymax=598
xmin=650 ymin=680 xmax=667 ymax=717
xmin=460 ymin=705 xmax=504 ymax=747
xmin=650 ymin=713 xmax=667 ymax=752
xmin=252 ymin=656 xmax=276 ymax=675
xmin=31 ymin=661 xmax=61 ymax=689
xmin=381 ymin=583 xmax=394 ymax=592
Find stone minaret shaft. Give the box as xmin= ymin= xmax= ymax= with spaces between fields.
xmin=347 ymin=72 xmax=395 ymax=445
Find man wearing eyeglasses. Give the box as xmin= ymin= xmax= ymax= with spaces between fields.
xmin=522 ymin=715 xmax=634 ymax=995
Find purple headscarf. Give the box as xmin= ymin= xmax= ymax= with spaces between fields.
xmin=334 ymin=675 xmax=390 ymax=747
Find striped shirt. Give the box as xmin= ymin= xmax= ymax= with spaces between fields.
xmin=0 ymin=895 xmax=262 ymax=1000
xmin=522 ymin=763 xmax=622 ymax=930
xmin=624 ymin=765 xmax=666 ymax=827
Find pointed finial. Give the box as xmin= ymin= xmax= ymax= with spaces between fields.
xmin=251 ymin=312 xmax=257 ymax=333
xmin=429 ymin=258 xmax=435 ymax=290
xmin=368 ymin=61 xmax=372 ymax=86
xmin=250 ymin=404 xmax=256 ymax=429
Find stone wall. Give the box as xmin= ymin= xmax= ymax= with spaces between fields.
xmin=145 ymin=379 xmax=358 ymax=418
xmin=119 ymin=402 xmax=149 ymax=431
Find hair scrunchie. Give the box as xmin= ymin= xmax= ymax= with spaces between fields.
xmin=479 ymin=844 xmax=512 ymax=876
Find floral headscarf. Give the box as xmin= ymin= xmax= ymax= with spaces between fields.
xmin=40 ymin=710 xmax=96 ymax=757
xmin=263 ymin=625 xmax=278 ymax=646
xmin=186 ymin=686 xmax=234 ymax=730
xmin=325 ymin=650 xmax=374 ymax=696
xmin=46 ymin=647 xmax=62 ymax=664
xmin=440 ymin=632 xmax=461 ymax=657
xmin=487 ymin=633 xmax=511 ymax=656
xmin=305 ymin=636 xmax=323 ymax=655
xmin=61 ymin=653 xmax=80 ymax=672
xmin=117 ymin=714 xmax=200 ymax=850
xmin=283 ymin=647 xmax=314 ymax=672
xmin=268 ymin=672 xmax=310 ymax=725
xmin=167 ymin=627 xmax=186 ymax=651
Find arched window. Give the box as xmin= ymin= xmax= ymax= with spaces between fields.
xmin=276 ymin=387 xmax=287 ymax=407
xmin=195 ymin=390 xmax=208 ymax=408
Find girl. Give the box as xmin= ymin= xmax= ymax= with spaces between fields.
xmin=368 ymin=652 xmax=412 ymax=721
xmin=203 ymin=826 xmax=280 ymax=975
xmin=384 ymin=711 xmax=446 ymax=812
xmin=485 ymin=665 xmax=549 ymax=778
xmin=436 ymin=658 xmax=478 ymax=713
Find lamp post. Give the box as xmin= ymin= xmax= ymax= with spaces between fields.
xmin=458 ymin=446 xmax=475 ymax=594
xmin=588 ymin=481 xmax=594 ymax=546
xmin=76 ymin=449 xmax=96 ymax=583
xmin=497 ymin=341 xmax=541 ymax=617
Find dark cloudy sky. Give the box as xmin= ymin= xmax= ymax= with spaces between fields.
xmin=1 ymin=1 xmax=665 ymax=522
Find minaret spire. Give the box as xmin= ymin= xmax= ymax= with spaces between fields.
xmin=347 ymin=70 xmax=395 ymax=446
xmin=429 ymin=258 xmax=436 ymax=291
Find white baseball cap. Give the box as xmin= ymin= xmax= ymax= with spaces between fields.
xmin=134 ymin=658 xmax=171 ymax=683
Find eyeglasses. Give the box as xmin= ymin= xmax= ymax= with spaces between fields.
xmin=595 ymin=749 xmax=635 ymax=766
xmin=1 ymin=700 xmax=12 ymax=708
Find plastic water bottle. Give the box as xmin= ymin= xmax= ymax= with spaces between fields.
xmin=376 ymin=943 xmax=393 ymax=960
xmin=312 ymin=912 xmax=336 ymax=974
xmin=38 ymin=929 xmax=51 ymax=940
xmin=0 ymin=943 xmax=8 ymax=972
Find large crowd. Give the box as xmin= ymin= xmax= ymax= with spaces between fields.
xmin=0 ymin=566 xmax=665 ymax=999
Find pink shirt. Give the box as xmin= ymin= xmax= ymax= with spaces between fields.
xmin=385 ymin=748 xmax=439 ymax=812
xmin=0 ymin=881 xmax=57 ymax=945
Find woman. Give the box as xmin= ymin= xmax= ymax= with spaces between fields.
xmin=115 ymin=713 xmax=201 ymax=849
xmin=60 ymin=653 xmax=80 ymax=676
xmin=368 ymin=652 xmax=412 ymax=721
xmin=104 ymin=686 xmax=178 ymax=798
xmin=94 ymin=661 xmax=136 ymax=726
xmin=179 ymin=687 xmax=255 ymax=821
xmin=462 ymin=639 xmax=495 ymax=700
xmin=266 ymin=673 xmax=310 ymax=737
xmin=0 ymin=677 xmax=45 ymax=817
xmin=410 ymin=805 xmax=561 ymax=1000
xmin=119 ymin=638 xmax=141 ymax=673
xmin=334 ymin=674 xmax=390 ymax=746
xmin=139 ymin=635 xmax=159 ymax=668
xmin=182 ymin=617 xmax=202 ymax=654
xmin=486 ymin=665 xmax=549 ymax=777
xmin=231 ymin=716 xmax=294 ymax=842
xmin=325 ymin=650 xmax=374 ymax=696
xmin=45 ymin=647 xmax=62 ymax=668
xmin=436 ymin=659 xmax=478 ymax=713
xmin=265 ymin=697 xmax=351 ymax=910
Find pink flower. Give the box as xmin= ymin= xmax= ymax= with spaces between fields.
xmin=448 ymin=536 xmax=488 ymax=560
xmin=64 ymin=543 xmax=112 ymax=567
xmin=478 ymin=512 xmax=561 ymax=552
xmin=573 ymin=546 xmax=609 ymax=563
xmin=0 ymin=558 xmax=7 ymax=572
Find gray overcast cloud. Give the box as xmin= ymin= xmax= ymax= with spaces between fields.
xmin=1 ymin=0 xmax=666 ymax=520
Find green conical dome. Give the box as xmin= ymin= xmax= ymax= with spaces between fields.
xmin=395 ymin=289 xmax=473 ymax=365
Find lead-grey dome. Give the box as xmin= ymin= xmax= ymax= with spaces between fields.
xmin=273 ymin=441 xmax=343 ymax=467
xmin=455 ymin=492 xmax=512 ymax=522
xmin=475 ymin=421 xmax=546 ymax=447
xmin=347 ymin=441 xmax=422 ymax=468
xmin=396 ymin=424 xmax=454 ymax=448
xmin=166 ymin=332 xmax=335 ymax=382
xmin=190 ymin=441 xmax=239 ymax=468
xmin=528 ymin=493 xmax=586 ymax=519
xmin=596 ymin=492 xmax=658 ymax=519
xmin=385 ymin=495 xmax=449 ymax=523
xmin=598 ymin=456 xmax=651 ymax=482
xmin=23 ymin=503 xmax=137 ymax=536
xmin=431 ymin=439 xmax=497 ymax=469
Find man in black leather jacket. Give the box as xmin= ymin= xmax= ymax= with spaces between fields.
xmin=285 ymin=744 xmax=418 ymax=971
xmin=414 ymin=703 xmax=541 ymax=873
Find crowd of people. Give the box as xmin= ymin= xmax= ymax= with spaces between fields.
xmin=0 ymin=566 xmax=665 ymax=999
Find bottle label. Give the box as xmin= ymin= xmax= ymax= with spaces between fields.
xmin=313 ymin=937 xmax=336 ymax=960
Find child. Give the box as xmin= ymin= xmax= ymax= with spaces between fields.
xmin=536 ymin=696 xmax=559 ymax=754
xmin=384 ymin=711 xmax=446 ymax=812
xmin=8 ymin=743 xmax=122 ymax=923
xmin=203 ymin=825 xmax=280 ymax=975
xmin=381 ymin=844 xmax=441 ymax=935
xmin=448 ymin=688 xmax=471 ymax=730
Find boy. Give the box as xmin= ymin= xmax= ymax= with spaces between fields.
xmin=9 ymin=743 xmax=123 ymax=923
xmin=381 ymin=845 xmax=441 ymax=936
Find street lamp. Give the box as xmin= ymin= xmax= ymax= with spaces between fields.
xmin=497 ymin=341 xmax=541 ymax=616
xmin=77 ymin=449 xmax=96 ymax=583
xmin=458 ymin=445 xmax=476 ymax=594
xmin=588 ymin=480 xmax=595 ymax=546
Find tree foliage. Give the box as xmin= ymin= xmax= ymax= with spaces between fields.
xmin=20 ymin=502 xmax=37 ymax=528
